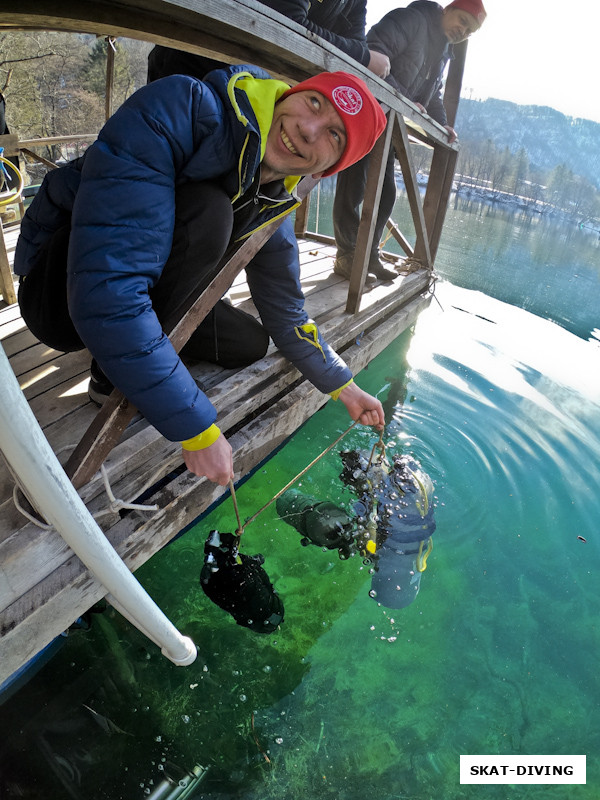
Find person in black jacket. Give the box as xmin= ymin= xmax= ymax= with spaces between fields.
xmin=332 ymin=0 xmax=486 ymax=283
xmin=147 ymin=0 xmax=391 ymax=83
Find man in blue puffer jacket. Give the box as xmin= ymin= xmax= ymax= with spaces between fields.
xmin=15 ymin=66 xmax=387 ymax=486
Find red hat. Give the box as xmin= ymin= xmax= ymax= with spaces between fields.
xmin=446 ymin=0 xmax=487 ymax=26
xmin=281 ymin=71 xmax=386 ymax=177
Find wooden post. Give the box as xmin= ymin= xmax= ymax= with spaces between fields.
xmin=424 ymin=146 xmax=458 ymax=263
xmin=444 ymin=39 xmax=468 ymax=129
xmin=345 ymin=111 xmax=394 ymax=314
xmin=105 ymin=36 xmax=116 ymax=122
xmin=294 ymin=194 xmax=310 ymax=237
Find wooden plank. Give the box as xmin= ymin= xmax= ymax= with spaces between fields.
xmin=0 ymin=303 xmax=24 ymax=331
xmin=2 ymin=339 xmax=65 ymax=379
xmin=346 ymin=112 xmax=395 ymax=314
xmin=385 ymin=219 xmax=414 ymax=258
xmin=392 ymin=111 xmax=432 ymax=268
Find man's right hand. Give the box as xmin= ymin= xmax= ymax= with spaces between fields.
xmin=182 ymin=433 xmax=234 ymax=485
xmin=368 ymin=50 xmax=391 ymax=79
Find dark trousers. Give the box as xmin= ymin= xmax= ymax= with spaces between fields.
xmin=19 ymin=181 xmax=269 ymax=369
xmin=332 ymin=147 xmax=397 ymax=263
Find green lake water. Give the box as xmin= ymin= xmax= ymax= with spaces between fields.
xmin=1 ymin=191 xmax=599 ymax=799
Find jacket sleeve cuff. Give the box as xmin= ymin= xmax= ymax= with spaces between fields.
xmin=329 ymin=378 xmax=354 ymax=401
xmin=181 ymin=423 xmax=221 ymax=451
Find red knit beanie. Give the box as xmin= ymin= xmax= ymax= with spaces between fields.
xmin=281 ymin=71 xmax=386 ymax=177
xmin=446 ymin=0 xmax=487 ymax=26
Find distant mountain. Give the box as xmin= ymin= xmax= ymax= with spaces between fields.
xmin=455 ymin=97 xmax=600 ymax=190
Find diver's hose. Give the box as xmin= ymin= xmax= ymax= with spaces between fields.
xmin=0 ymin=153 xmax=24 ymax=207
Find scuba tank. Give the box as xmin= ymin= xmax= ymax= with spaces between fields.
xmin=275 ymin=488 xmax=356 ymax=558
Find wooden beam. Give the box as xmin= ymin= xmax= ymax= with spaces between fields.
xmin=385 ymin=219 xmax=414 ymax=258
xmin=391 ymin=112 xmax=432 ymax=268
xmin=105 ymin=36 xmax=116 ymax=121
xmin=293 ymin=195 xmax=310 ymax=238
xmin=345 ymin=111 xmax=394 ymax=314
xmin=443 ymin=39 xmax=468 ymax=129
xmin=424 ymin=147 xmax=458 ymax=263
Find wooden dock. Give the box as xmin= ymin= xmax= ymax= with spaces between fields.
xmin=0 ymin=221 xmax=432 ymax=683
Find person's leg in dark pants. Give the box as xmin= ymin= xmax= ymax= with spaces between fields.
xmin=150 ymin=181 xmax=269 ymax=368
xmin=332 ymin=150 xmax=397 ymax=282
xmin=90 ymin=181 xmax=270 ymax=401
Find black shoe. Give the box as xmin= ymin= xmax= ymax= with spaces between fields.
xmin=88 ymin=359 xmax=114 ymax=406
xmin=368 ymin=258 xmax=398 ymax=282
xmin=333 ymin=254 xmax=376 ymax=285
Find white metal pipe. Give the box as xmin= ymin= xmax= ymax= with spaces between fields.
xmin=0 ymin=344 xmax=197 ymax=667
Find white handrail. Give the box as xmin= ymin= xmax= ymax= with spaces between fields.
xmin=0 ymin=344 xmax=197 ymax=667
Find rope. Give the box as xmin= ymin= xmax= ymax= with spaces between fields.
xmin=10 ymin=445 xmax=161 ymax=531
xmin=229 ymin=419 xmax=360 ymax=538
xmin=366 ymin=428 xmax=387 ymax=471
xmin=99 ymin=463 xmax=160 ymax=515
xmin=0 ymin=154 xmax=24 ymax=207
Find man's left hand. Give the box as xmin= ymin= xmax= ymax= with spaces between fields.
xmin=339 ymin=382 xmax=385 ymax=430
xmin=444 ymin=125 xmax=458 ymax=143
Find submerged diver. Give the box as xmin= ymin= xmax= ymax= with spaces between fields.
xmin=277 ymin=444 xmax=436 ymax=609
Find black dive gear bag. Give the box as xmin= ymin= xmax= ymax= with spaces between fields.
xmin=200 ymin=531 xmax=284 ymax=633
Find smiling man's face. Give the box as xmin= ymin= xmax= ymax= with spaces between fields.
xmin=262 ymin=90 xmax=347 ymax=182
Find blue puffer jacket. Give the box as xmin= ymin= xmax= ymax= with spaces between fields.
xmin=15 ymin=65 xmax=352 ymax=441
